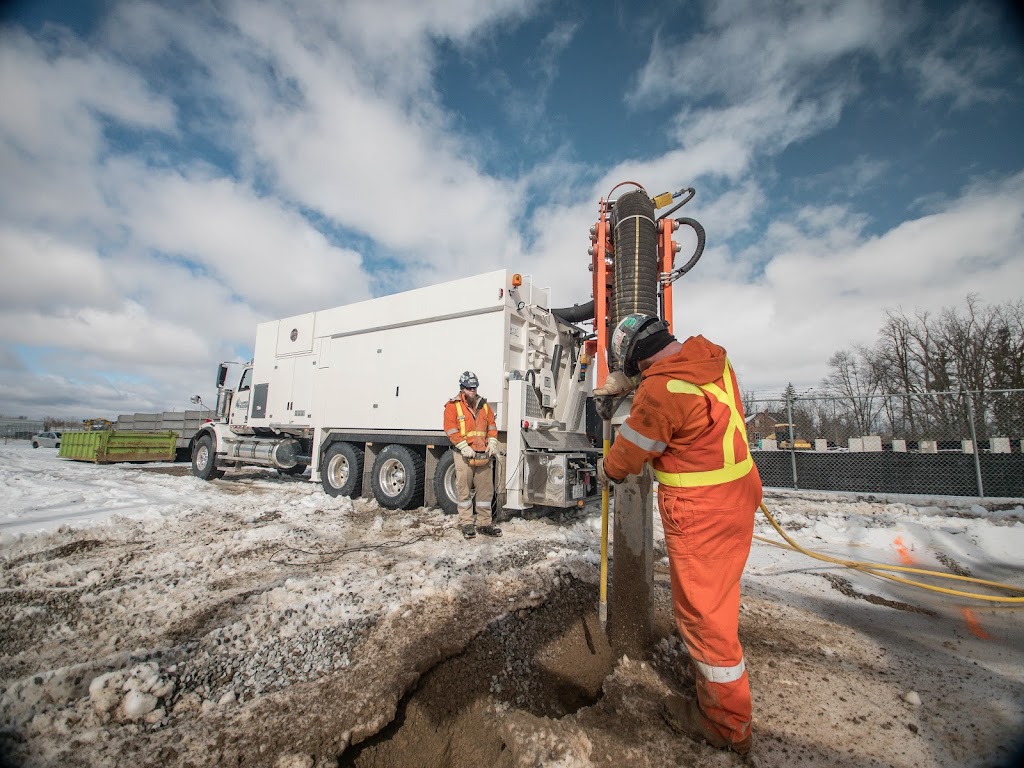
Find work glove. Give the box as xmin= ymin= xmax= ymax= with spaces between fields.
xmin=597 ymin=458 xmax=612 ymax=489
xmin=456 ymin=441 xmax=474 ymax=459
xmin=486 ymin=437 xmax=499 ymax=457
xmin=594 ymin=370 xmax=639 ymax=396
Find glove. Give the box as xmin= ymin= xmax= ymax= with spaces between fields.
xmin=597 ymin=458 xmax=611 ymax=489
xmin=486 ymin=437 xmax=499 ymax=457
xmin=456 ymin=441 xmax=474 ymax=458
xmin=594 ymin=370 xmax=639 ymax=396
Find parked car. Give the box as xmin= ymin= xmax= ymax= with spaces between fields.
xmin=31 ymin=431 xmax=62 ymax=449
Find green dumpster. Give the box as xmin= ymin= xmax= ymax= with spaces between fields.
xmin=59 ymin=430 xmax=178 ymax=463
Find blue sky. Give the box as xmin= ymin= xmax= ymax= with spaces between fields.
xmin=1 ymin=0 xmax=1023 ymax=419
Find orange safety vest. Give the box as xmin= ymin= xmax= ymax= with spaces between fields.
xmin=604 ymin=338 xmax=762 ymax=510
xmin=653 ymin=360 xmax=754 ymax=487
xmin=443 ymin=393 xmax=497 ymax=452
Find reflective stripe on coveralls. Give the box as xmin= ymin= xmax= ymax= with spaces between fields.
xmin=653 ymin=360 xmax=754 ymax=488
xmin=692 ymin=657 xmax=746 ymax=684
xmin=617 ymin=422 xmax=667 ymax=454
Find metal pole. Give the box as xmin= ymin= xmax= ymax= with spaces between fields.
xmin=787 ymin=392 xmax=798 ymax=489
xmin=609 ymin=465 xmax=653 ymax=658
xmin=964 ymin=390 xmax=984 ymax=498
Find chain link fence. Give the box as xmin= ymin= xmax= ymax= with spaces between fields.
xmin=745 ymin=389 xmax=1024 ymax=499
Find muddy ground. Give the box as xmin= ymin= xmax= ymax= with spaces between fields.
xmin=1 ymin=459 xmax=1022 ymax=767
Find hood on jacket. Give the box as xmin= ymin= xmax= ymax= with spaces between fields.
xmin=643 ymin=334 xmax=727 ymax=385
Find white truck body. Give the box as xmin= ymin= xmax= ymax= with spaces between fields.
xmin=195 ymin=270 xmax=599 ymax=513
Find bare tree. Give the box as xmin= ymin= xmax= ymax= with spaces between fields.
xmin=822 ymin=346 xmax=884 ymax=435
xmin=989 ymin=300 xmax=1024 ymax=436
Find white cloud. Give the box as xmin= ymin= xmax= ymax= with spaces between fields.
xmin=907 ymin=1 xmax=1010 ymax=110
xmin=0 ymin=230 xmax=119 ymax=312
xmin=0 ymin=26 xmax=176 ymax=230
xmin=632 ymin=0 xmax=897 ymax=106
xmin=689 ymin=171 xmax=1024 ymax=393
xmin=102 ymin=160 xmax=372 ymax=317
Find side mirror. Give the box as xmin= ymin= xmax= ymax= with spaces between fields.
xmin=216 ymin=364 xmax=229 ymax=388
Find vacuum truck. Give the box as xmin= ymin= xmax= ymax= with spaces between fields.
xmin=190 ymin=270 xmax=602 ymax=515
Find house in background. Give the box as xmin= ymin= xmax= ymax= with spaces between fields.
xmin=745 ymin=411 xmax=783 ymax=447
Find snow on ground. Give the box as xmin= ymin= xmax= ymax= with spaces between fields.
xmin=1 ymin=440 xmax=1022 ymax=767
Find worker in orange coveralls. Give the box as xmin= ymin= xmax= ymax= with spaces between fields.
xmin=595 ymin=313 xmax=762 ymax=756
xmin=443 ymin=371 xmax=502 ymax=540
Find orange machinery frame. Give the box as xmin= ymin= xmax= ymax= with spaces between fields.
xmin=589 ymin=184 xmax=679 ymax=387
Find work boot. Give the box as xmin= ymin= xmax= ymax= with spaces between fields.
xmin=476 ymin=525 xmax=502 ymax=537
xmin=461 ymin=524 xmax=476 ymax=539
xmin=662 ymin=694 xmax=751 ymax=756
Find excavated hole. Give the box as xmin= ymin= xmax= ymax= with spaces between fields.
xmin=340 ymin=578 xmax=617 ymax=768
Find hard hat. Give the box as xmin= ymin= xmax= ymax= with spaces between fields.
xmin=611 ymin=313 xmax=671 ymax=376
xmin=459 ymin=371 xmax=480 ymax=389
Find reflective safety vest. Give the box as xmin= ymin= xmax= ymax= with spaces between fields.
xmin=444 ymin=394 xmax=497 ymax=452
xmin=653 ymin=360 xmax=754 ymax=488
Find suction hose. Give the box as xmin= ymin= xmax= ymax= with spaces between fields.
xmin=611 ymin=190 xmax=659 ymax=334
xmin=551 ymin=300 xmax=595 ymax=324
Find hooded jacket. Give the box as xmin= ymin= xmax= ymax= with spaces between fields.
xmin=604 ymin=335 xmax=762 ymax=510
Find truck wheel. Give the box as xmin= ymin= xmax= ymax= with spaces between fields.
xmin=32 ymin=441 xmax=39 ymax=449
xmin=432 ymin=450 xmax=459 ymax=515
xmin=321 ymin=442 xmax=362 ymax=498
xmin=192 ymin=435 xmax=224 ymax=480
xmin=371 ymin=444 xmax=424 ymax=510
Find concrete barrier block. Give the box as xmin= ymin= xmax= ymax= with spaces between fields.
xmin=760 ymin=439 xmax=778 ymax=451
xmin=862 ymin=435 xmax=883 ymax=452
xmin=918 ymin=440 xmax=938 ymax=454
xmin=814 ymin=439 xmax=828 ymax=452
xmin=990 ymin=437 xmax=1011 ymax=454
xmin=961 ymin=439 xmax=974 ymax=454
xmin=848 ymin=437 xmax=864 ymax=452
xmin=892 ymin=439 xmax=907 ymax=453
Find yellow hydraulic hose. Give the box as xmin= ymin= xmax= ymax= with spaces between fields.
xmin=599 ymin=421 xmax=611 ymax=630
xmin=757 ymin=502 xmax=1024 ymax=604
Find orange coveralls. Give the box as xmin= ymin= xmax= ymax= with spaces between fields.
xmin=604 ymin=335 xmax=762 ymax=747
xmin=443 ymin=392 xmax=498 ymax=525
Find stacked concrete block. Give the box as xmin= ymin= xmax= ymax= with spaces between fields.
xmin=918 ymin=440 xmax=938 ymax=454
xmin=892 ymin=439 xmax=907 ymax=452
xmin=862 ymin=435 xmax=883 ymax=452
xmin=848 ymin=437 xmax=864 ymax=452
xmin=990 ymin=437 xmax=1011 ymax=454
xmin=814 ymin=438 xmax=828 ymax=452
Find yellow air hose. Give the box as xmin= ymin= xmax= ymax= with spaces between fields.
xmin=756 ymin=502 xmax=1024 ymax=604
xmin=600 ymin=421 xmax=611 ymax=630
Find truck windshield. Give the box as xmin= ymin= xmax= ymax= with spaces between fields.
xmin=238 ymin=368 xmax=253 ymax=391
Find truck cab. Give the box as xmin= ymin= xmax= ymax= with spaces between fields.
xmin=212 ymin=363 xmax=254 ymax=427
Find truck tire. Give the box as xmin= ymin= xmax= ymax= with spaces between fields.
xmin=371 ymin=444 xmax=424 ymax=510
xmin=321 ymin=442 xmax=362 ymax=498
xmin=32 ymin=441 xmax=39 ymax=449
xmin=432 ymin=450 xmax=459 ymax=515
xmin=192 ymin=434 xmax=224 ymax=480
